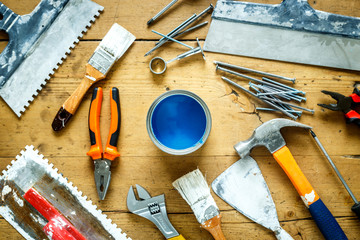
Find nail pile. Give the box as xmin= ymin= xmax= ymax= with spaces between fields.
xmin=215 ymin=61 xmax=314 ymax=120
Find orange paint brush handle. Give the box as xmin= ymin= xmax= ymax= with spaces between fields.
xmin=52 ymin=64 xmax=106 ymax=131
xmin=201 ymin=215 xmax=226 ymax=240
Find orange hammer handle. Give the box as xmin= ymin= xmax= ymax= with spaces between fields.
xmin=104 ymin=88 xmax=120 ymax=161
xmin=87 ymin=87 xmax=103 ymax=161
xmin=273 ymin=146 xmax=319 ymax=206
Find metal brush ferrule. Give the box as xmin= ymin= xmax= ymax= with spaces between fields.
xmin=88 ymin=47 xmax=116 ymax=75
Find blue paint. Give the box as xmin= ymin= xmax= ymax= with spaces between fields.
xmin=151 ymin=94 xmax=207 ymax=150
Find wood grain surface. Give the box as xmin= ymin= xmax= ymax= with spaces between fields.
xmin=1 ymin=0 xmax=360 ymax=239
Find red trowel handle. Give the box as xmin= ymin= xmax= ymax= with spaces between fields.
xmin=24 ymin=188 xmax=86 ymax=240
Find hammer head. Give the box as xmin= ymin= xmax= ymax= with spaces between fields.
xmin=234 ymin=118 xmax=312 ymax=158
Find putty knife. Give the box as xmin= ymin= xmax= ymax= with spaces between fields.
xmin=212 ymin=156 xmax=293 ymax=240
xmin=204 ymin=0 xmax=360 ymax=71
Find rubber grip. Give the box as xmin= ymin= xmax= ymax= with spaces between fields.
xmin=351 ymin=88 xmax=360 ymax=103
xmin=87 ymin=87 xmax=103 ymax=160
xmin=351 ymin=203 xmax=360 ymax=220
xmin=104 ymin=88 xmax=120 ymax=161
xmin=169 ymin=235 xmax=186 ymax=240
xmin=345 ymin=110 xmax=360 ymax=127
xmin=309 ymin=199 xmax=348 ymax=240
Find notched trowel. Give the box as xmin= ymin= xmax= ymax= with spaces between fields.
xmin=0 ymin=0 xmax=104 ymax=117
xmin=212 ymin=156 xmax=293 ymax=240
xmin=0 ymin=145 xmax=131 ymax=240
xmin=204 ymin=0 xmax=360 ymax=71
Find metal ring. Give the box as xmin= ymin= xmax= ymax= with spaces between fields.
xmin=149 ymin=57 xmax=167 ymax=74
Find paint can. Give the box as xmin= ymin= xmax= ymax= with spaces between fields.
xmin=146 ymin=90 xmax=212 ymax=155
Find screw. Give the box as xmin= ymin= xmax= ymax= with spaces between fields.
xmin=147 ymin=0 xmax=179 ymax=26
xmin=214 ymin=61 xmax=296 ymax=83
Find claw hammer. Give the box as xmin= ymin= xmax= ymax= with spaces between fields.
xmin=234 ymin=118 xmax=347 ymax=240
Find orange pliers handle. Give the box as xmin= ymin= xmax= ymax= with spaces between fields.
xmin=87 ymin=87 xmax=120 ymax=161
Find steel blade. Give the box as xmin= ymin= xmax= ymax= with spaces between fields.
xmin=204 ymin=19 xmax=360 ymax=71
xmin=211 ymin=156 xmax=281 ymax=232
xmin=0 ymin=0 xmax=104 ymax=117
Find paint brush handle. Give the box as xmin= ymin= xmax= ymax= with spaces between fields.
xmin=52 ymin=64 xmax=105 ymax=131
xmin=201 ymin=215 xmax=226 ymax=240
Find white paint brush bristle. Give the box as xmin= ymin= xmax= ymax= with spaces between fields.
xmin=89 ymin=23 xmax=135 ymax=75
xmin=172 ymin=169 xmax=219 ymax=224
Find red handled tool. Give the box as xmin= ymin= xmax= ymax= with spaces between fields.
xmin=24 ymin=188 xmax=86 ymax=240
xmin=318 ymin=88 xmax=360 ymax=127
xmin=87 ymin=87 xmax=121 ymax=200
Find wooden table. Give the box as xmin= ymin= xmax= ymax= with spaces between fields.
xmin=1 ymin=0 xmax=360 ymax=239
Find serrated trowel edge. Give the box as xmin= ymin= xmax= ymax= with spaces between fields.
xmin=0 ymin=0 xmax=104 ymax=117
xmin=0 ymin=145 xmax=131 ymax=240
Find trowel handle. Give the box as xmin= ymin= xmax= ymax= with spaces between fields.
xmin=273 ymin=146 xmax=347 ymax=240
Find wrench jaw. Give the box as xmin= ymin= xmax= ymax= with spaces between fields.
xmin=126 ymin=185 xmax=180 ymax=239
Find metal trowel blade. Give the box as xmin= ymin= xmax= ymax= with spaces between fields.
xmin=211 ymin=156 xmax=291 ymax=237
xmin=204 ymin=19 xmax=360 ymax=71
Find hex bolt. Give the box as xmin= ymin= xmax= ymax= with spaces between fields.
xmin=214 ymin=60 xmax=296 ymax=83
xmin=147 ymin=0 xmax=179 ymax=26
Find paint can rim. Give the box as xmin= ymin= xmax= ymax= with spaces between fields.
xmin=146 ymin=90 xmax=212 ymax=155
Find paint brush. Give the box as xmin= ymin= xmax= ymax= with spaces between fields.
xmin=52 ymin=23 xmax=135 ymax=131
xmin=172 ymin=169 xmax=226 ymax=240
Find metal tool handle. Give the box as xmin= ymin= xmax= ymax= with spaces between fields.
xmin=104 ymin=87 xmax=120 ymax=161
xmin=87 ymin=87 xmax=103 ymax=161
xmin=272 ymin=146 xmax=347 ymax=240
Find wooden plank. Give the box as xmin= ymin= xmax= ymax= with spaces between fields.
xmin=1 ymin=0 xmax=360 ymax=239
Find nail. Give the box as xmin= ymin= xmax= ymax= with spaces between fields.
xmin=256 ymin=107 xmax=302 ymax=116
xmin=151 ymin=30 xmax=193 ymax=49
xmin=214 ymin=61 xmax=296 ymax=83
xmin=259 ymin=96 xmax=315 ymax=113
xmin=262 ymin=77 xmax=305 ymax=95
xmin=146 ymin=4 xmax=213 ymax=56
xmin=172 ymin=21 xmax=208 ymax=38
xmin=222 ymin=77 xmax=297 ymax=120
xmin=147 ymin=0 xmax=179 ymax=25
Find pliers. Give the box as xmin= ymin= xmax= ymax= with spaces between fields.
xmin=87 ymin=87 xmax=121 ymax=200
xmin=318 ymin=88 xmax=360 ymax=127
xmin=127 ymin=184 xmax=185 ymax=240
